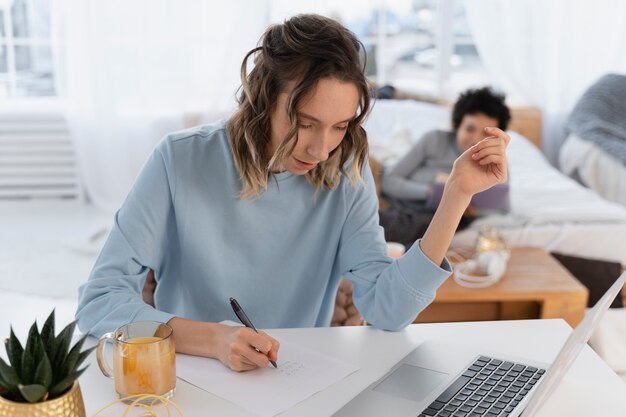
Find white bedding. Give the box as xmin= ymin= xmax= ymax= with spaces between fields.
xmin=453 ymin=132 xmax=626 ymax=265
xmin=365 ymin=100 xmax=626 ymax=374
xmin=365 ymin=100 xmax=626 ymax=265
xmin=559 ymin=133 xmax=626 ymax=207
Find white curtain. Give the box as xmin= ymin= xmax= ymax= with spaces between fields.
xmin=53 ymin=0 xmax=269 ymax=212
xmin=465 ymin=0 xmax=626 ymax=165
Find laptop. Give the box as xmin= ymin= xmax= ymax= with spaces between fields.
xmin=335 ymin=271 xmax=626 ymax=417
xmin=426 ymin=181 xmax=509 ymax=211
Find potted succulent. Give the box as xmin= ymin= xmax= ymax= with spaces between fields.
xmin=0 ymin=310 xmax=95 ymax=417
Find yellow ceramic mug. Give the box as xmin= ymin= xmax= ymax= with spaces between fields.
xmin=96 ymin=321 xmax=176 ymax=402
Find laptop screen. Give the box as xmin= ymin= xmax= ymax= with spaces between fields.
xmin=522 ymin=271 xmax=626 ymax=416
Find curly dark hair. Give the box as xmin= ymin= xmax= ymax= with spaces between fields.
xmin=451 ymin=87 xmax=511 ymax=131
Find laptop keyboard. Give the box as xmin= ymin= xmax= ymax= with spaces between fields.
xmin=418 ymin=356 xmax=546 ymax=417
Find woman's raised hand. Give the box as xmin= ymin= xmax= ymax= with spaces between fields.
xmin=448 ymin=126 xmax=510 ymax=198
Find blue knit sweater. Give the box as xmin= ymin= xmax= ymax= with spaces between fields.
xmin=76 ymin=122 xmax=452 ymax=337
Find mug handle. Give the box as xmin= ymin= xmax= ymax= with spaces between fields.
xmin=96 ymin=332 xmax=116 ymax=379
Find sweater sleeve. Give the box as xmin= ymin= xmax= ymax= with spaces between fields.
xmin=76 ymin=140 xmax=177 ymax=337
xmin=381 ymin=132 xmax=431 ymax=200
xmin=337 ymin=160 xmax=452 ymax=331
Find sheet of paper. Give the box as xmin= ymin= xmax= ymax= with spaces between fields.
xmin=176 ymin=338 xmax=359 ymax=417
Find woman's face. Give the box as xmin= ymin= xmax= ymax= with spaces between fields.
xmin=456 ymin=113 xmax=500 ymax=152
xmin=269 ymin=77 xmax=360 ymax=175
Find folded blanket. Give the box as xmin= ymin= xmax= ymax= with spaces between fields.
xmin=565 ymin=73 xmax=626 ymax=165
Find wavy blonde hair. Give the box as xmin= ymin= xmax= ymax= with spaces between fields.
xmin=227 ymin=14 xmax=371 ymax=199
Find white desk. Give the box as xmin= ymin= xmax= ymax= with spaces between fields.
xmin=81 ymin=319 xmax=626 ymax=416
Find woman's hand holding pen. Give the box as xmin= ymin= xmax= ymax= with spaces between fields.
xmin=166 ymin=317 xmax=279 ymax=372
xmin=214 ymin=324 xmax=280 ymax=372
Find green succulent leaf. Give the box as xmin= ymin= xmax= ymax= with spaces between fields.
xmin=61 ymin=335 xmax=86 ymax=377
xmin=20 ymin=323 xmax=41 ymax=384
xmin=6 ymin=328 xmax=24 ymax=378
xmin=52 ymin=321 xmax=76 ymax=373
xmin=48 ymin=368 xmax=85 ymax=399
xmin=2 ymin=311 xmax=91 ymax=403
xmin=61 ymin=336 xmax=94 ymax=378
xmin=33 ymin=350 xmax=53 ymax=389
xmin=75 ymin=345 xmax=96 ymax=370
xmin=40 ymin=310 xmax=56 ymax=361
xmin=17 ymin=383 xmax=47 ymax=403
xmin=0 ymin=357 xmax=21 ymax=391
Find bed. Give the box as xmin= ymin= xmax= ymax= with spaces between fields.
xmin=364 ymin=99 xmax=626 ymax=377
xmin=453 ymin=131 xmax=626 ymax=266
xmin=364 ymin=99 xmax=626 ymax=266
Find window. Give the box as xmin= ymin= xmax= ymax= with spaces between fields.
xmin=1 ymin=1 xmax=486 ymax=101
xmin=270 ymin=0 xmax=488 ymax=100
xmin=0 ymin=0 xmax=56 ymax=98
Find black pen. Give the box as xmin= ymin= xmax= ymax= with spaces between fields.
xmin=229 ymin=297 xmax=278 ymax=368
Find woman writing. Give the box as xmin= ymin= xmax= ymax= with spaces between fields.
xmin=76 ymin=14 xmax=509 ymax=372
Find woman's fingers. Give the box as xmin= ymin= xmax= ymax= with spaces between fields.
xmin=471 ymin=127 xmax=509 ymax=159
xmin=230 ymin=356 xmax=258 ymax=372
xmin=478 ymin=154 xmax=505 ymax=166
xmin=260 ymin=331 xmax=281 ymax=362
xmin=479 ymin=155 xmax=507 ymax=182
xmin=227 ymin=340 xmax=270 ymax=371
xmin=471 ymin=130 xmax=508 ymax=167
xmin=484 ymin=126 xmax=510 ymax=145
xmin=472 ymin=148 xmax=503 ymax=161
xmin=241 ymin=345 xmax=272 ymax=368
xmin=471 ymin=137 xmax=505 ymax=156
xmin=239 ymin=328 xmax=277 ymax=368
xmin=246 ymin=329 xmax=274 ymax=355
xmin=226 ymin=344 xmax=258 ymax=372
xmin=220 ymin=326 xmax=281 ymax=372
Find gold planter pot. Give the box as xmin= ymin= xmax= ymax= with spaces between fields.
xmin=0 ymin=381 xmax=86 ymax=417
